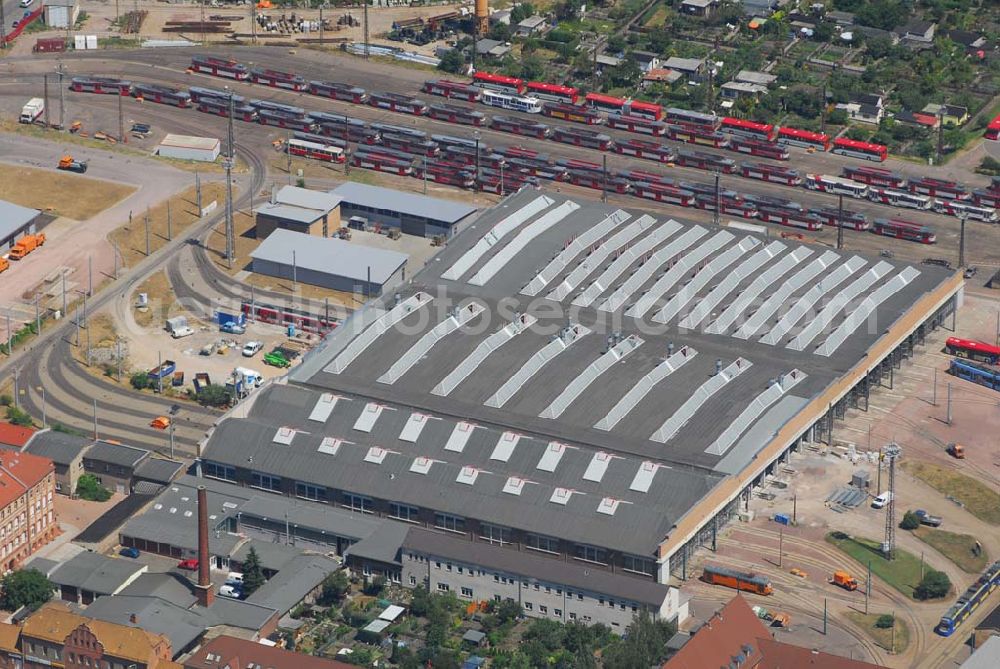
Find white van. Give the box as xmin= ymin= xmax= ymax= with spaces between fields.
xmin=871 ymin=491 xmax=893 ymax=509
xmin=19 ymin=0 xmax=34 ymax=8
xmin=218 ymin=584 xmax=242 ymax=599
xmin=225 ymin=571 xmax=244 ymax=585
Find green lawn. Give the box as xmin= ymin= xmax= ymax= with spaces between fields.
xmin=845 ymin=611 xmax=910 ymax=654
xmin=913 ymin=527 xmax=989 ymax=573
xmin=826 ymin=532 xmax=927 ymax=599
xmin=901 ymin=461 xmax=1000 ymax=525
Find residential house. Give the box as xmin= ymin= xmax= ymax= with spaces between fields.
xmin=488 ymin=9 xmax=511 ymax=25
xmin=895 ymin=109 xmax=939 ymax=129
xmin=642 ymin=68 xmax=682 ymax=88
xmin=680 ymin=0 xmax=717 ymax=18
xmin=475 ymin=38 xmax=511 ymax=58
xmin=662 ymin=594 xmax=887 ymax=668
xmin=82 ymin=441 xmax=152 ymax=496
xmin=922 ymin=103 xmax=969 ymax=127
xmin=0 ymin=424 xmax=36 ymax=450
xmin=721 ymin=82 xmax=767 ymax=100
xmin=183 ymin=635 xmax=355 ymax=669
xmin=0 ymin=450 xmax=58 ymax=571
xmin=947 ymin=30 xmax=986 ymax=50
xmin=662 ymin=56 xmax=705 ymax=77
xmin=836 ymin=93 xmax=885 ymax=125
xmin=23 ymin=430 xmax=89 ymax=495
xmin=631 ymin=51 xmax=662 ymax=74
xmin=515 ymin=15 xmax=548 ymax=37
xmin=827 ymin=10 xmax=855 ymax=26
xmin=742 ymin=0 xmax=779 ymax=16
xmin=896 ymin=19 xmax=936 ymax=44
xmin=595 ymin=54 xmax=622 ymax=69
xmin=735 ymin=70 xmax=777 ymax=88
xmin=1 ymin=602 xmax=176 ymax=669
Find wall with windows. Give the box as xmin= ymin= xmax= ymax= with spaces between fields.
xmin=400 ymin=550 xmax=671 ymax=632
xmin=200 ymin=460 xmax=661 ymax=583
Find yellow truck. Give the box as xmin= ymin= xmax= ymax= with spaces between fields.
xmin=9 ymin=233 xmax=45 ymax=260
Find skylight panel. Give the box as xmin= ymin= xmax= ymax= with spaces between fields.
xmin=317 ymin=437 xmax=343 ymax=456
xmin=273 ymin=427 xmax=296 ymax=445
xmin=410 ymin=457 xmax=434 ymax=475
xmin=456 ymin=466 xmax=481 ymax=485
xmin=536 ymin=442 xmax=569 ymax=472
xmin=490 ymin=432 xmax=521 ymax=462
xmin=308 ymin=393 xmax=339 ymax=422
xmin=503 ymin=476 xmax=526 ymax=496
xmin=444 ymin=421 xmax=477 ymax=453
xmin=364 ymin=447 xmax=389 ymax=464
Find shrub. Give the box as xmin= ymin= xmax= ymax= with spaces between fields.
xmin=76 ymin=474 xmax=112 ymax=502
xmin=899 ymin=511 xmax=920 ymax=530
xmin=914 ymin=570 xmax=951 ymax=600
xmin=875 ymin=613 xmax=895 ymax=629
xmin=130 ymin=372 xmax=150 ymax=390
xmin=6 ymin=406 xmax=33 ymax=427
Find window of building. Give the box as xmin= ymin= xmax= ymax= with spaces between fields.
xmin=554 ymin=609 xmax=562 ymax=617
xmin=437 ymin=583 xmax=450 ymax=592
xmin=479 ymin=523 xmax=513 ymax=546
xmin=251 ymin=471 xmax=282 ymax=492
xmin=295 ymin=482 xmax=327 ymax=502
xmin=574 ymin=544 xmax=608 ymax=565
xmin=620 ymin=603 xmax=626 ymax=611
xmin=457 ymin=566 xmax=463 ymax=574
xmin=623 ymin=554 xmax=656 ymax=577
xmin=389 ymin=502 xmax=420 ymax=523
xmin=539 ymin=605 xmax=548 ymax=614
xmin=578 ymin=593 xmax=584 ymax=601
xmin=569 ymin=612 xmax=576 ymax=620
xmin=525 ymin=602 xmax=533 ymax=611
xmin=342 ymin=493 xmax=373 ymax=514
xmin=446 ymin=563 xmax=452 ymax=572
xmin=434 ymin=513 xmax=465 ymax=533
xmin=461 ymin=587 xmax=473 ymax=597
xmin=203 ymin=461 xmax=236 ymax=482
xmin=409 ymin=576 xmax=416 ymax=586
xmin=526 ymin=533 xmax=559 ymax=554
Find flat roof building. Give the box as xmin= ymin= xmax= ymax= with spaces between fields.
xmin=156 ymin=134 xmax=220 ymax=162
xmin=255 ymin=185 xmax=342 ymax=240
xmin=330 ymin=182 xmax=477 ymax=239
xmin=197 ymin=190 xmax=961 ymax=624
xmin=0 ymin=200 xmax=44 ymax=250
xmin=250 ymin=229 xmax=408 ymax=296
xmin=28 ymin=551 xmax=147 ymax=605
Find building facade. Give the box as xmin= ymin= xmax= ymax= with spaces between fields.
xmin=0 ymin=451 xmax=58 ymax=572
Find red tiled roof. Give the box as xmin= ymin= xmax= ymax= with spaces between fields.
xmin=912 ymin=113 xmax=939 ymax=126
xmin=0 ymin=422 xmax=36 ymax=448
xmin=757 ymin=636 xmax=887 ymax=668
xmin=0 ymin=450 xmax=53 ymax=508
xmin=663 ymin=594 xmax=771 ymax=669
xmin=185 ymin=635 xmax=356 ymax=669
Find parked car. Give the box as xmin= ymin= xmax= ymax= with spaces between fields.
xmin=170 ymin=326 xmax=195 ymax=339
xmin=871 ymin=491 xmax=893 ymax=509
xmin=220 ymin=321 xmax=246 ymax=335
xmin=150 ymin=416 xmax=170 ymax=430
xmin=225 ymin=571 xmax=244 ymax=585
xmin=119 ymin=547 xmax=141 ymax=558
xmin=242 ymin=341 xmax=263 ymax=357
xmin=914 ymin=509 xmax=943 ymax=527
xmin=218 ymin=584 xmax=242 ymax=599
xmin=177 ymin=559 xmax=199 ymax=570
xmin=964 ymin=266 xmax=978 ymax=279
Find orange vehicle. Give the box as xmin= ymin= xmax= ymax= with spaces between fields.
xmin=9 ymin=233 xmax=45 ymax=260
xmin=947 ymin=443 xmax=965 ymax=459
xmin=702 ymin=564 xmax=773 ymax=596
xmin=832 ymin=571 xmax=859 ymax=591
xmin=0 ymin=257 xmax=8 ymax=274
xmin=150 ymin=416 xmax=171 ymax=430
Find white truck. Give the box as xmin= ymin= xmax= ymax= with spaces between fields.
xmin=19 ymin=98 xmax=44 ymax=124
xmin=165 ymin=315 xmax=194 ymax=339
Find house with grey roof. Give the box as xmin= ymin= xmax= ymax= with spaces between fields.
xmin=330 ymin=182 xmax=477 ymax=238
xmin=24 ymin=429 xmax=89 ymax=494
xmin=83 ymin=440 xmax=152 ymax=496
xmin=0 ymin=199 xmax=44 ymax=250
xmin=250 ymin=229 xmax=409 ymax=296
xmin=246 ymin=554 xmax=340 ymax=617
xmin=255 ymin=185 xmax=343 ymax=240
xmin=134 ymin=457 xmax=185 ymax=488
xmin=32 ymin=551 xmax=147 ymax=605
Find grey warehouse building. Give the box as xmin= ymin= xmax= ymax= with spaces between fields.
xmin=0 ymin=199 xmax=44 ymax=249
xmin=197 ymin=189 xmax=962 ymax=628
xmin=250 ymin=229 xmax=409 ymax=296
xmin=330 ymin=182 xmax=477 ymax=238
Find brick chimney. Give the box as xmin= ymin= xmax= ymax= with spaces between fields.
xmin=194 ymin=485 xmax=214 ymax=607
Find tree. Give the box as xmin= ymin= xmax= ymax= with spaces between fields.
xmin=915 ymin=570 xmax=951 ymax=600
xmin=827 ymin=108 xmax=849 ymax=125
xmin=0 ymin=569 xmax=53 ymax=612
xmin=519 ymin=54 xmax=545 ymax=80
xmin=509 ymin=2 xmax=534 ymax=25
xmin=130 ymin=372 xmax=150 ymax=390
xmin=196 ymin=384 xmax=232 ymax=408
xmin=438 ymin=48 xmax=466 ymax=75
xmin=875 ymin=613 xmax=895 ymax=629
xmin=320 ymin=569 xmax=350 ymax=604
xmin=76 ymin=474 xmax=112 ymax=502
xmin=363 ymin=574 xmax=386 ymax=596
xmin=602 ymin=611 xmax=676 ymax=669
xmin=899 ymin=511 xmax=920 ymax=530
xmin=606 ymin=35 xmax=627 ymax=54
xmin=489 ymin=22 xmax=511 ymax=42
xmin=241 ymin=546 xmax=266 ymax=596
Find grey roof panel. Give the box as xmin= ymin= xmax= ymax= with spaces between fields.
xmin=0 ymin=199 xmax=40 ymax=241
xmin=250 ymin=229 xmax=408 ymax=284
xmin=84 ymin=440 xmax=150 ymax=468
xmin=47 ymin=552 xmax=145 ymax=595
xmin=24 ymin=430 xmax=91 ymax=465
xmin=134 ymin=457 xmax=185 ymax=483
xmin=331 ymin=182 xmax=477 ymax=225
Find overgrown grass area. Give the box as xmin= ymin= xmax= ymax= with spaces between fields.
xmin=826 ymin=532 xmax=926 ymax=599
xmin=913 ymin=527 xmax=989 ymax=574
xmin=901 ymin=461 xmax=1000 ymax=525
xmin=845 ymin=611 xmax=910 ymax=654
